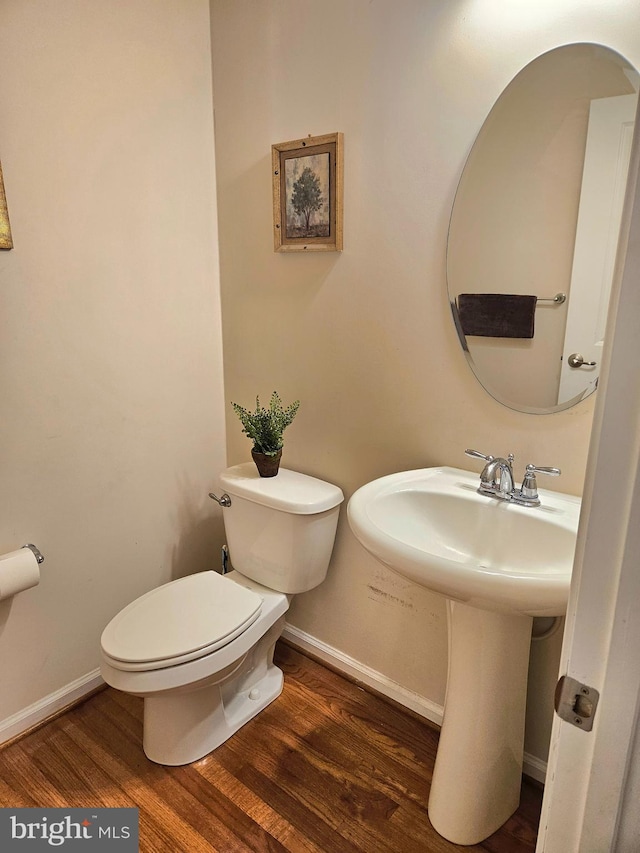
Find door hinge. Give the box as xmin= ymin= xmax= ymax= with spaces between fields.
xmin=554 ymin=675 xmax=600 ymax=731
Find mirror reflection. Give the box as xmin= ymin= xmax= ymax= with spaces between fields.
xmin=448 ymin=44 xmax=639 ymax=414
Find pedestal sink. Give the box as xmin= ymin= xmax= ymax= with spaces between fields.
xmin=347 ymin=466 xmax=580 ymax=845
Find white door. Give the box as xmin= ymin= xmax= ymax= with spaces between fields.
xmin=558 ymin=94 xmax=636 ymax=405
xmin=537 ymin=95 xmax=640 ymax=852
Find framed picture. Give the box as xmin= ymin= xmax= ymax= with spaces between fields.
xmin=272 ymin=132 xmax=343 ymax=252
xmin=0 ymin=161 xmax=13 ymax=250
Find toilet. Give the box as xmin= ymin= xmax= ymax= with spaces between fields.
xmin=100 ymin=463 xmax=343 ymax=766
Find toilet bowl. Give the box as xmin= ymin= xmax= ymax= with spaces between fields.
xmin=100 ymin=464 xmax=343 ymax=766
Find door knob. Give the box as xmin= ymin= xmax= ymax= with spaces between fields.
xmin=567 ymin=353 xmax=597 ymax=368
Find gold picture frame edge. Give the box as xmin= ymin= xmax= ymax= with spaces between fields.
xmin=0 ymin=160 xmax=14 ymax=251
xmin=272 ymin=132 xmax=343 ymax=253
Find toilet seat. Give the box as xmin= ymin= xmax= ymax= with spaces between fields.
xmin=101 ymin=571 xmax=263 ymax=672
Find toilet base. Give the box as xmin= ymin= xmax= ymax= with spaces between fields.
xmin=142 ymin=616 xmax=285 ymax=765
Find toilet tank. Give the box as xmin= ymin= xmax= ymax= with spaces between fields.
xmin=218 ymin=463 xmax=344 ymax=594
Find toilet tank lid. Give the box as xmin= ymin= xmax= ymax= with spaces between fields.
xmin=220 ymin=463 xmax=344 ymax=514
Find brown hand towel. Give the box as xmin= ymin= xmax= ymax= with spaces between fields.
xmin=456 ymin=293 xmax=537 ymax=339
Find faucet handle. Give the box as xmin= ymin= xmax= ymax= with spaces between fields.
xmin=525 ymin=464 xmax=561 ymax=478
xmin=464 ymin=449 xmax=494 ymax=462
xmin=518 ymin=463 xmax=561 ymax=506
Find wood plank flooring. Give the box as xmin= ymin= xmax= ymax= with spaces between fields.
xmin=0 ymin=642 xmax=542 ymax=852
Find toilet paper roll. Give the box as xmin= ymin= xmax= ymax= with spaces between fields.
xmin=0 ymin=548 xmax=41 ymax=602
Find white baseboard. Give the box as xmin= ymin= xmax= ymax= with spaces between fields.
xmin=1 ymin=631 xmax=548 ymax=786
xmin=282 ymin=622 xmax=547 ymax=785
xmin=282 ymin=622 xmax=444 ymax=725
xmin=523 ymin=752 xmax=548 ymax=785
xmin=0 ymin=669 xmax=104 ymax=746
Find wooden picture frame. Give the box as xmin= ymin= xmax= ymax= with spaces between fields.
xmin=0 ymin=161 xmax=13 ymax=250
xmin=272 ymin=132 xmax=343 ymax=252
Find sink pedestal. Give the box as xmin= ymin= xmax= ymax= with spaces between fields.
xmin=428 ymin=601 xmax=533 ymax=846
xmin=347 ymin=466 xmax=579 ymax=844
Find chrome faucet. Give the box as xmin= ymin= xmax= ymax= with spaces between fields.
xmin=465 ymin=449 xmax=560 ymax=507
xmin=481 ymin=455 xmax=515 ymax=500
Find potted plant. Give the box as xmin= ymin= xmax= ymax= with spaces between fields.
xmin=231 ymin=392 xmax=300 ymax=477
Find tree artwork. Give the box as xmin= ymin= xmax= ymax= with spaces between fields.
xmin=272 ymin=133 xmax=343 ymax=252
xmin=284 ymin=152 xmax=330 ymax=239
xmin=290 ymin=167 xmax=324 ymax=236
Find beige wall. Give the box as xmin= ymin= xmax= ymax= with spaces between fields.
xmin=0 ymin=0 xmax=226 ymax=723
xmin=211 ymin=0 xmax=640 ymax=763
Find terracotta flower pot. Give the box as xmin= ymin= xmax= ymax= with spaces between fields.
xmin=251 ymin=448 xmax=282 ymax=477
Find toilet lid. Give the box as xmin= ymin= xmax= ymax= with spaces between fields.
xmin=101 ymin=571 xmax=263 ymax=667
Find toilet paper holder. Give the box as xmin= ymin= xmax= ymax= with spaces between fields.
xmin=21 ymin=543 xmax=45 ymax=565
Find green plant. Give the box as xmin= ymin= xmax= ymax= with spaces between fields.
xmin=231 ymin=392 xmax=300 ymax=457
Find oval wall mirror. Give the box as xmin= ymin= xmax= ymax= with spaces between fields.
xmin=448 ymin=43 xmax=639 ymax=414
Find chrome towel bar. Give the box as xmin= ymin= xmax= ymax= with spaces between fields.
xmin=536 ymin=292 xmax=566 ymax=304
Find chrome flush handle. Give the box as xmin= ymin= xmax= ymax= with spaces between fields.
xmin=208 ymin=492 xmax=232 ymax=507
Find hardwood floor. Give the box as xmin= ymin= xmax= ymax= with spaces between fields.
xmin=0 ymin=643 xmax=542 ymax=852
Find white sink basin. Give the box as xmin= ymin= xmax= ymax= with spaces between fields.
xmin=347 ymin=464 xmax=582 ymax=845
xmin=347 ymin=466 xmax=580 ymax=617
